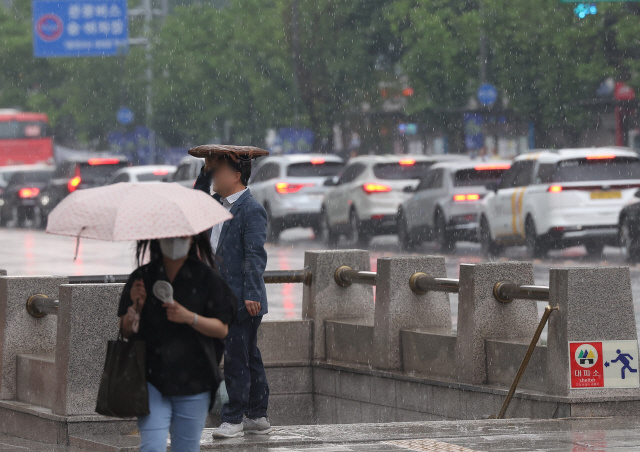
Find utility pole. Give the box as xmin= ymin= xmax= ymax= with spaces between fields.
xmin=291 ymin=0 xmax=301 ymax=128
xmin=128 ymin=0 xmax=166 ymax=163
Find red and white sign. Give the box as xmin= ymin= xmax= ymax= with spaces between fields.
xmin=569 ymin=340 xmax=640 ymax=389
xmin=614 ymin=82 xmax=636 ymax=101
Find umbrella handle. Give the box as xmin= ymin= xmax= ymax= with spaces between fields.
xmin=73 ymin=227 xmax=86 ymax=261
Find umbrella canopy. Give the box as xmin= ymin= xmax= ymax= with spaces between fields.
xmin=46 ymin=182 xmax=231 ymax=241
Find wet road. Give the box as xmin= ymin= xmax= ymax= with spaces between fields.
xmin=2 ymin=226 xmax=640 ymax=337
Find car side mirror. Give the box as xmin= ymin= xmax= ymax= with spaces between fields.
xmin=485 ymin=181 xmax=499 ymax=192
xmin=403 ymin=186 xmax=416 ymax=193
xmin=635 ymin=189 xmax=640 ymax=199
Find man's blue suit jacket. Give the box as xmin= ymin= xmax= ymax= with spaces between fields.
xmin=194 ymin=171 xmax=268 ymax=323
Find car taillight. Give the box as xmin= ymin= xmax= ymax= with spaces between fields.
xmin=474 ymin=164 xmax=511 ymax=170
xmin=310 ymin=158 xmax=325 ymax=165
xmin=453 ymin=193 xmax=481 ymax=202
xmin=586 ymin=154 xmax=615 ymax=160
xmin=68 ymin=176 xmax=81 ymax=192
xmin=153 ymin=169 xmax=169 ymax=176
xmin=548 ymin=185 xmax=563 ymax=193
xmin=18 ymin=187 xmax=40 ymax=198
xmin=362 ymin=183 xmax=392 ymax=194
xmin=275 ymin=182 xmax=313 ymax=194
xmin=88 ymin=158 xmax=120 ymax=165
xmin=399 ymin=159 xmax=415 ymax=166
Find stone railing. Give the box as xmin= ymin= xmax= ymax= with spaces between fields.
xmin=0 ymin=250 xmax=638 ymax=445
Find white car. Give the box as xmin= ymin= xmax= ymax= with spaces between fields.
xmin=322 ymin=154 xmax=467 ymax=246
xmin=109 ymin=165 xmax=176 ymax=184
xmin=478 ymin=147 xmax=640 ymax=258
xmin=172 ymin=156 xmax=204 ymax=188
xmin=397 ymin=160 xmax=511 ymax=251
xmin=249 ymin=154 xmax=344 ymax=240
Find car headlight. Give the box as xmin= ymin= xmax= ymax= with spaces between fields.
xmin=40 ymin=195 xmax=50 ymax=206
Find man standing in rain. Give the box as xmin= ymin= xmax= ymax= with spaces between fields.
xmin=191 ymin=145 xmax=271 ymax=438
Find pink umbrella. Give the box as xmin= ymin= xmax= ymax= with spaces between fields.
xmin=46 ymin=182 xmax=230 ymax=242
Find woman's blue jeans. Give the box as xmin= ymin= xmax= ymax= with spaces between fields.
xmin=138 ymin=383 xmax=211 ymax=452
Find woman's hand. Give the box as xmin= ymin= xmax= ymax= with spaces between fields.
xmin=163 ymin=300 xmax=194 ymax=324
xmin=125 ymin=306 xmax=141 ymax=333
xmin=131 ymin=279 xmax=146 ymax=311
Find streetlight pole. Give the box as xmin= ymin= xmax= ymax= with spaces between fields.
xmin=291 ymin=0 xmax=301 ymax=128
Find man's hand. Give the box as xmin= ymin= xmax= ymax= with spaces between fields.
xmin=245 ymin=300 xmax=261 ymax=317
xmin=163 ymin=300 xmax=194 ymax=324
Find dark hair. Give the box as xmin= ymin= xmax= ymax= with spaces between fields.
xmin=223 ymin=157 xmax=252 ymax=187
xmin=135 ymin=230 xmax=217 ymax=269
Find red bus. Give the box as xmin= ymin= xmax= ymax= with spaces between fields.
xmin=0 ymin=109 xmax=54 ymax=166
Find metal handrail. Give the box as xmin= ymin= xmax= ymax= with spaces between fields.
xmin=334 ymin=267 xmax=550 ymax=304
xmin=28 ymin=268 xmax=312 ymax=317
xmin=409 ymin=272 xmax=460 ymax=295
xmin=26 ymin=294 xmax=58 ymax=317
xmin=493 ymin=281 xmax=550 ymax=303
xmin=67 ymin=267 xmax=312 ymax=286
xmin=334 ymin=266 xmax=377 ymax=287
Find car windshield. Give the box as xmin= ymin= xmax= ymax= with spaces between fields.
xmin=137 ymin=172 xmax=170 ymax=182
xmin=551 ymin=157 xmax=640 ymax=182
xmin=9 ymin=170 xmax=52 ymax=185
xmin=373 ymin=161 xmax=434 ymax=180
xmin=286 ymin=161 xmax=343 ymax=177
xmin=453 ymin=168 xmax=508 ymax=187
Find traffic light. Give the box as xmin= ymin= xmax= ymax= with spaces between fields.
xmin=574 ymin=3 xmax=597 ymax=19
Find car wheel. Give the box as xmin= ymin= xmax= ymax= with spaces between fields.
xmin=322 ymin=209 xmax=339 ymax=247
xmin=434 ymin=210 xmax=455 ymax=254
xmin=620 ymin=217 xmax=640 ymax=263
xmin=585 ymin=241 xmax=604 ymax=258
xmin=480 ymin=216 xmax=502 ymax=258
xmin=397 ymin=210 xmax=416 ymax=251
xmin=349 ymin=209 xmax=369 ymax=248
xmin=265 ymin=206 xmax=282 ymax=243
xmin=525 ymin=217 xmax=548 ymax=259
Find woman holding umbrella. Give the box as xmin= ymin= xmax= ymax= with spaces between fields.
xmin=45 ymin=183 xmax=238 ymax=452
xmin=119 ymin=232 xmax=236 ymax=452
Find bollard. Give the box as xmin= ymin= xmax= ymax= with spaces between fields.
xmin=546 ymin=267 xmax=640 ymax=401
xmin=456 ymin=262 xmax=538 ymax=385
xmin=53 ymin=283 xmax=123 ymax=415
xmin=0 ymin=276 xmax=67 ymax=400
xmin=372 ymin=256 xmax=451 ymax=370
xmin=302 ymin=250 xmax=374 ymax=360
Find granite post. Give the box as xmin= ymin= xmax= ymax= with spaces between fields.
xmin=0 ymin=276 xmax=67 ymax=399
xmin=53 ymin=283 xmax=124 ymax=416
xmin=302 ymin=250 xmax=373 ymax=360
xmin=456 ymin=262 xmax=538 ymax=385
xmin=372 ymin=256 xmax=451 ymax=370
xmin=546 ymin=267 xmax=640 ymax=397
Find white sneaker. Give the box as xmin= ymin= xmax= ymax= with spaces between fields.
xmin=243 ymin=416 xmax=271 ymax=434
xmin=212 ymin=422 xmax=244 ymax=438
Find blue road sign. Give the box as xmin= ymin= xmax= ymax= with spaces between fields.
xmin=117 ymin=107 xmax=134 ymax=125
xmin=477 ymin=83 xmax=498 ymax=106
xmin=33 ymin=0 xmax=128 ymax=58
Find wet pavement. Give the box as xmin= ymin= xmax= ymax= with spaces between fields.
xmin=2 ymin=417 xmax=640 ymax=451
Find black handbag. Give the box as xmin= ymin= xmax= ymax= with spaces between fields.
xmin=95 ymin=327 xmax=149 ymax=418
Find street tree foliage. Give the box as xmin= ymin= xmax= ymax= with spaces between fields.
xmin=0 ymin=0 xmax=638 ymax=150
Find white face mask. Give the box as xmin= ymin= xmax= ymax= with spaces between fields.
xmin=158 ymin=237 xmax=191 ymax=260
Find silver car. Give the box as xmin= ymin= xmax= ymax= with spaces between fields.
xmin=397 ymin=160 xmax=511 ymax=251
xmin=249 ymin=154 xmax=344 ymax=241
xmin=172 ymin=156 xmax=204 ymax=188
